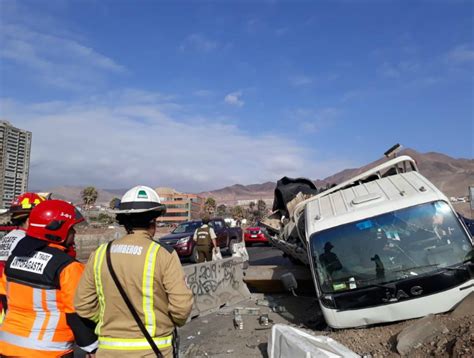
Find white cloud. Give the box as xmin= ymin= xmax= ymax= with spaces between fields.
xmin=446 ymin=44 xmax=474 ymax=64
xmin=290 ymin=107 xmax=340 ymax=133
xmin=289 ymin=75 xmax=313 ymax=87
xmin=224 ymin=91 xmax=244 ymax=107
xmin=0 ymin=23 xmax=125 ymax=90
xmin=180 ymin=34 xmax=217 ymax=52
xmin=0 ymin=91 xmax=349 ymax=193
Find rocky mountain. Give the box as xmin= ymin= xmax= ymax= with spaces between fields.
xmin=198 ymin=182 xmax=275 ymax=205
xmin=199 ymin=149 xmax=474 ymax=205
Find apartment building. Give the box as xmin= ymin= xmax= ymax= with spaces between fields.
xmin=0 ymin=121 xmax=32 ymax=209
xmin=155 ymin=187 xmax=204 ymax=224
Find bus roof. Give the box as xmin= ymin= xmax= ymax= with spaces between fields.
xmin=304 ymin=170 xmax=448 ymax=237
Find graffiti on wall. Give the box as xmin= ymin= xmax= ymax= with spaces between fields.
xmin=186 ymin=259 xmax=241 ymax=296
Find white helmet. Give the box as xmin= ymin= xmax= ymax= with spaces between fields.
xmin=113 ymin=186 xmax=166 ymax=215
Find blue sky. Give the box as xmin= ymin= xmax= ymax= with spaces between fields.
xmin=0 ymin=0 xmax=472 ymax=192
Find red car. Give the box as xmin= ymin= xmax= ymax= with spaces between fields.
xmin=244 ymin=227 xmax=269 ymax=246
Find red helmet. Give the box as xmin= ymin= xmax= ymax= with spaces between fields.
xmin=10 ymin=192 xmax=47 ymax=218
xmin=26 ymin=200 xmax=85 ymax=243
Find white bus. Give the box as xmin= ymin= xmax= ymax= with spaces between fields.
xmin=266 ymin=156 xmax=473 ymax=328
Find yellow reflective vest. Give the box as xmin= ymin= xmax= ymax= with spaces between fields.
xmin=74 ymin=230 xmax=193 ymax=357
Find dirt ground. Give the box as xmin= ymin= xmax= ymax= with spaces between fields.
xmin=179 ymin=293 xmax=473 ymax=358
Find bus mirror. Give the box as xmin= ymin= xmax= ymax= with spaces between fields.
xmin=281 ymin=272 xmax=298 ymax=296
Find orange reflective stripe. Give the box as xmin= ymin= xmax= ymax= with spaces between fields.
xmin=15 ymin=287 xmax=62 ymax=343
xmin=1 ymin=248 xmax=76 ymax=353
xmin=36 ymin=289 xmax=60 ymax=341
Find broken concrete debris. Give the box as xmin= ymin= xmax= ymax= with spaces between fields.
xmin=396 ymin=314 xmax=449 ymax=355
xmin=233 ymin=314 xmax=244 ymax=329
xmin=259 ymin=314 xmax=269 ymax=326
xmin=271 ymin=305 xmax=287 ymax=313
xmin=234 ymin=307 xmax=260 ymax=316
xmin=256 ymin=298 xmax=270 ymax=307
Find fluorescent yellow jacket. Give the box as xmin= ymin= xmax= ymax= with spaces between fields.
xmin=74 ymin=230 xmax=193 ymax=357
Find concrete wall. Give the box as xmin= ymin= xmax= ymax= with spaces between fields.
xmin=75 ymin=230 xmax=123 ymax=261
xmin=184 ymin=257 xmax=251 ymax=318
xmin=76 ymin=232 xmax=251 ymax=318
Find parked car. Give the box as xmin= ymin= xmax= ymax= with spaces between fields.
xmin=158 ymin=218 xmax=243 ymax=263
xmin=244 ymin=226 xmax=269 ymax=246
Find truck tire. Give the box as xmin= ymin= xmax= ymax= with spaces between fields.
xmin=190 ymin=246 xmax=199 ymax=263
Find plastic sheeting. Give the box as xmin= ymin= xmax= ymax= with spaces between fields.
xmin=231 ymin=242 xmax=249 ymax=261
xmin=268 ymin=324 xmax=360 ymax=358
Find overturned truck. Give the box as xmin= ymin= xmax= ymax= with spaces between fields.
xmin=262 ymin=155 xmax=474 ymax=329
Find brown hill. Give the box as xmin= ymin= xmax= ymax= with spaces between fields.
xmin=199 ymin=182 xmax=275 ymax=206
xmin=42 ymin=149 xmax=472 ymax=208
xmin=43 ymin=186 xmax=121 ymax=206
xmin=200 ymin=149 xmax=474 ymax=205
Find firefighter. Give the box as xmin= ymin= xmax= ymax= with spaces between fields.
xmin=0 ymin=192 xmax=47 ymax=322
xmin=74 ymin=185 xmax=193 ymax=358
xmin=0 ymin=199 xmax=98 ymax=357
xmin=0 ymin=192 xmax=47 ymax=264
xmin=193 ymin=217 xmax=217 ymax=263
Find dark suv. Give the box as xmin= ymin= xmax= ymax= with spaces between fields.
xmin=158 ymin=218 xmax=242 ymax=263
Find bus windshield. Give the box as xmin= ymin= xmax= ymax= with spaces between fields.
xmin=310 ymin=201 xmax=472 ymax=294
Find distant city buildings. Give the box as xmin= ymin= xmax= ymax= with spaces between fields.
xmin=0 ymin=121 xmax=32 ymax=209
xmin=155 ymin=187 xmax=204 ymax=224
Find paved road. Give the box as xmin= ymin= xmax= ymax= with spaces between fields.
xmin=246 ymin=243 xmax=294 ymax=266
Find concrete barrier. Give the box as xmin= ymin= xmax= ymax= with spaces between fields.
xmin=184 ymin=257 xmax=251 ymax=318
xmin=76 ymin=231 xmax=251 ymax=317
xmin=75 ymin=227 xmax=170 ymax=262
xmin=75 ymin=230 xmax=122 ymax=261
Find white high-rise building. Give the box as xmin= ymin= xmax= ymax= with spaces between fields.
xmin=0 ymin=121 xmax=32 ymax=209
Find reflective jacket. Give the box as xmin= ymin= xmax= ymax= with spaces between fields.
xmin=74 ymin=230 xmax=193 ymax=358
xmin=0 ymin=229 xmax=26 ymax=323
xmin=0 ymin=229 xmax=26 ymax=262
xmin=0 ymin=237 xmax=94 ymax=357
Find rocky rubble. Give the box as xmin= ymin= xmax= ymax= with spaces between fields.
xmin=180 ymin=292 xmax=473 ymax=357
